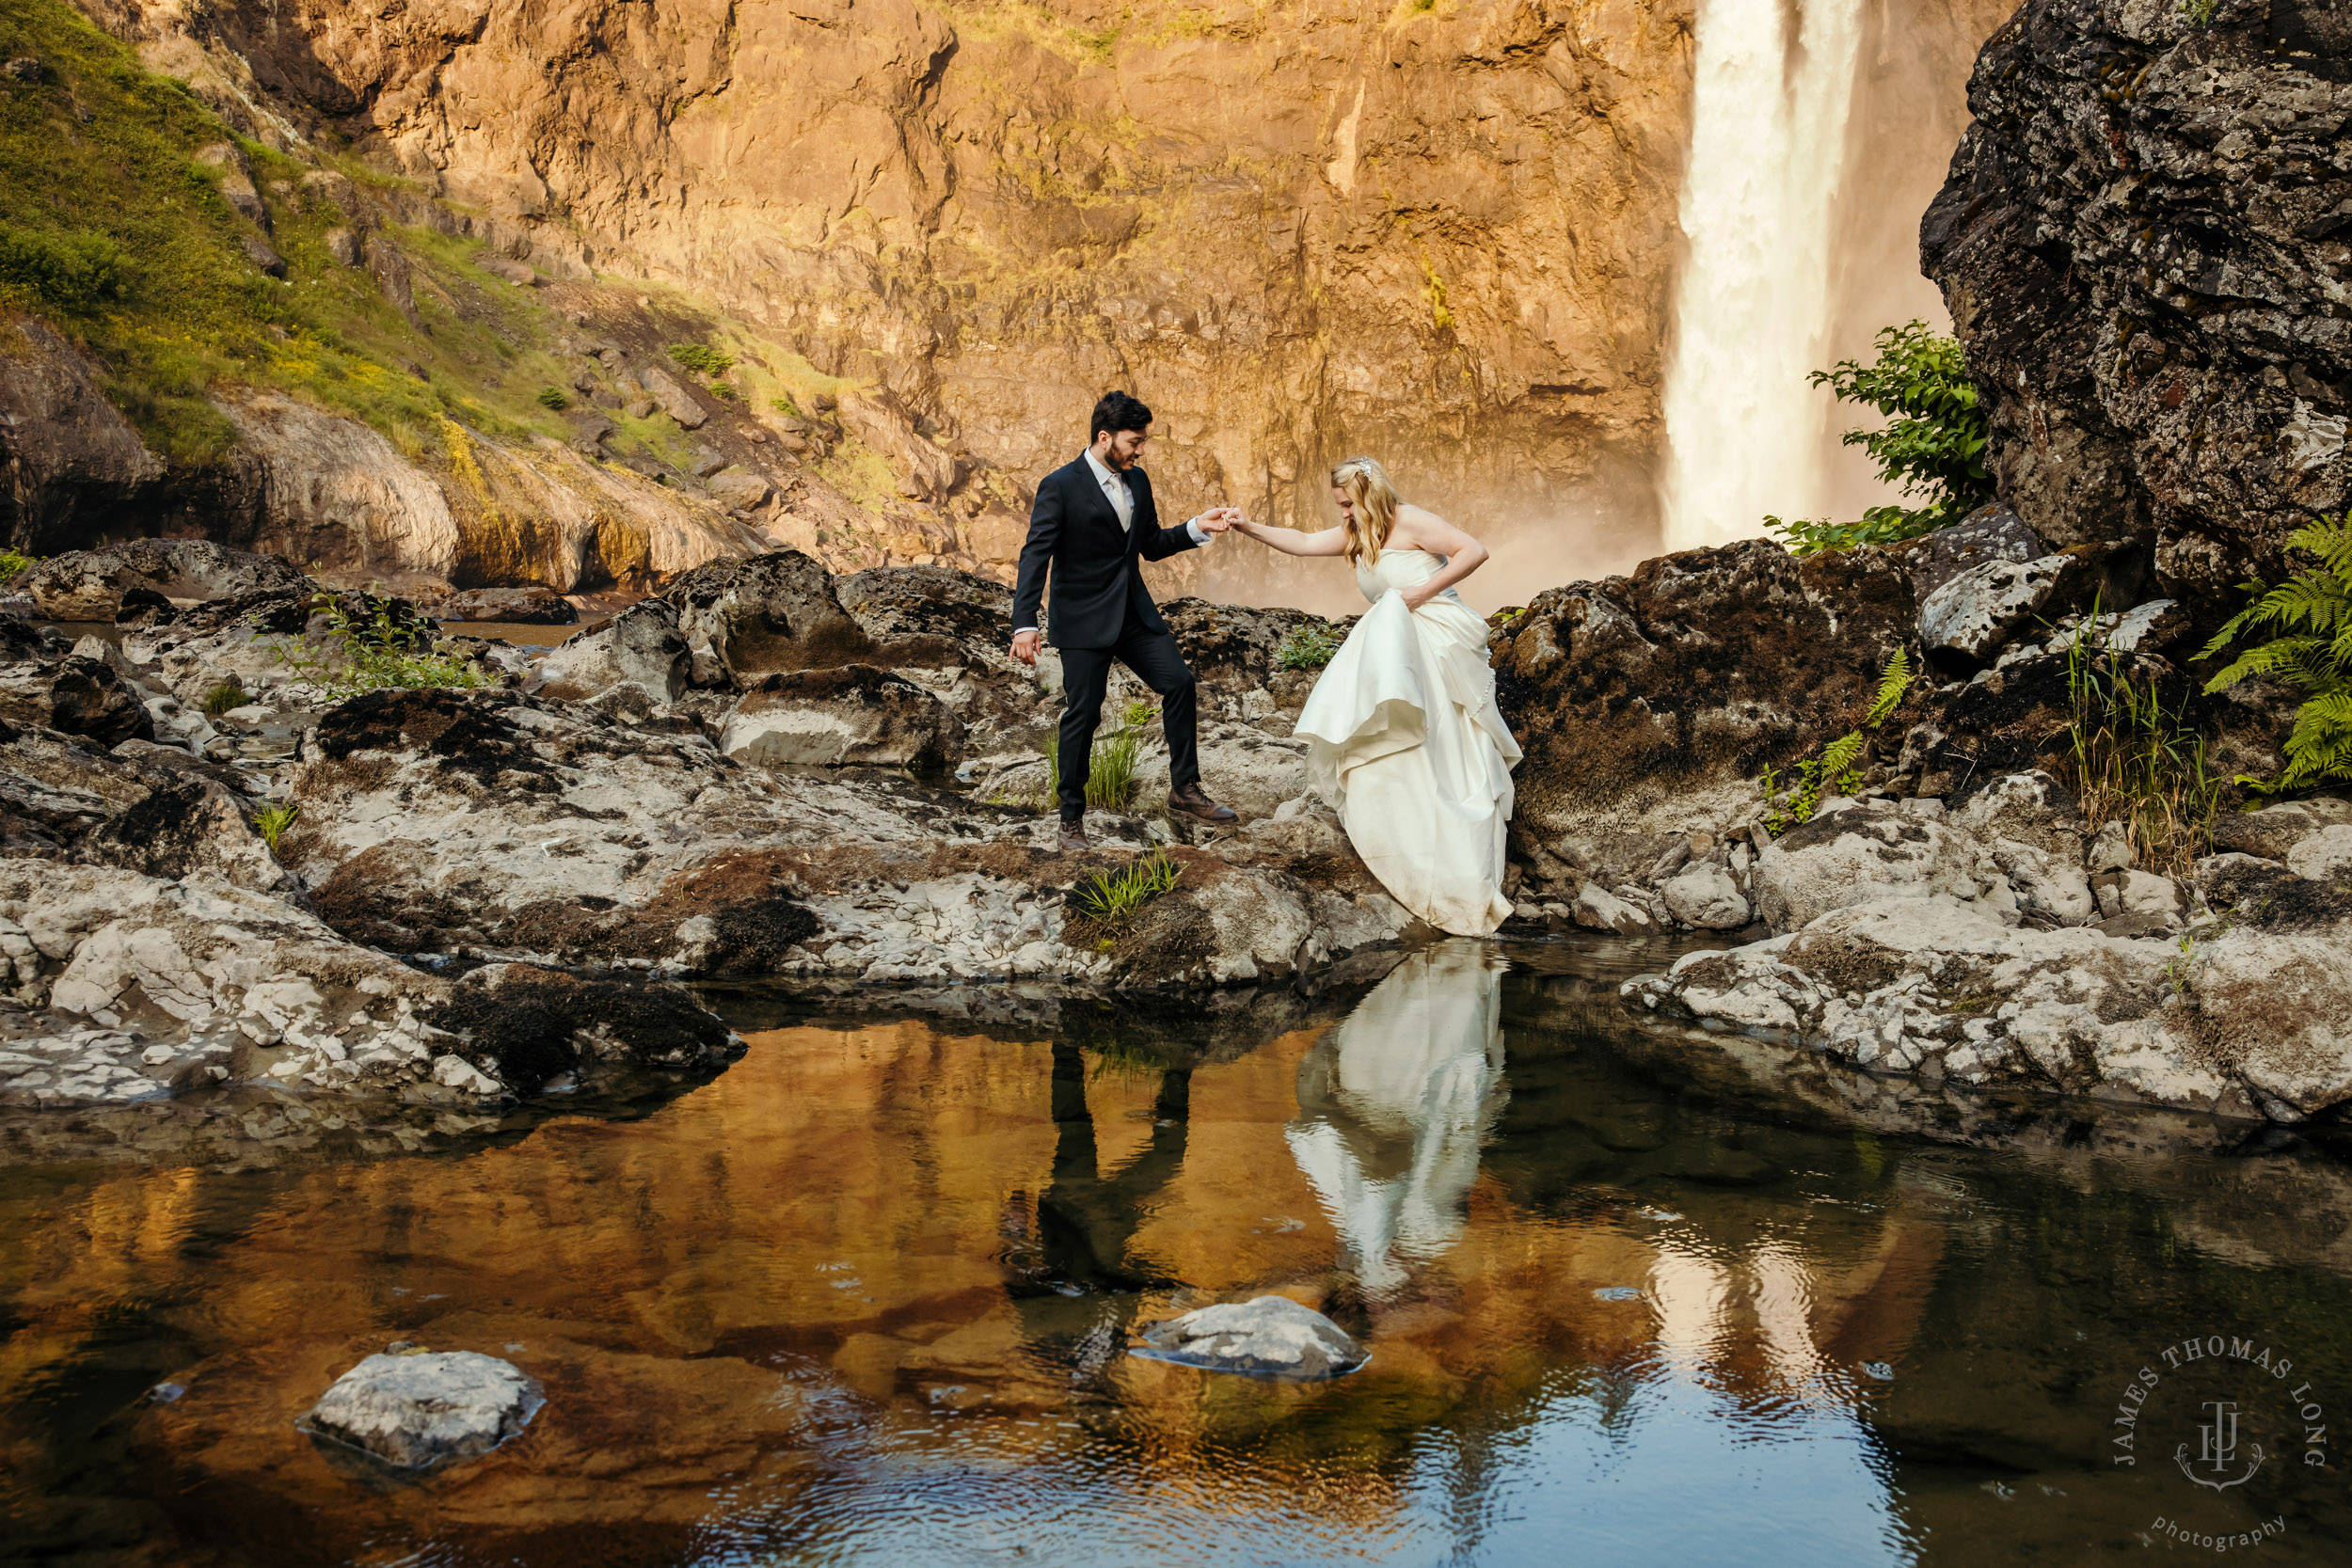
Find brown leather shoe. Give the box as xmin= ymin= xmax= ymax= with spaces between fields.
xmin=1057 ymin=818 xmax=1090 ymax=852
xmin=1168 ymin=784 xmax=1238 ymax=823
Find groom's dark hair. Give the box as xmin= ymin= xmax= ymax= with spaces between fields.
xmin=1090 ymin=390 xmax=1152 ymax=443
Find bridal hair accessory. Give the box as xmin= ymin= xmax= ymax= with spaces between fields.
xmin=1331 ymin=455 xmax=1400 ymax=566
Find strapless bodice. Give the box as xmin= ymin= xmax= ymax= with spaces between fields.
xmin=1356 ymin=547 xmax=1463 ymax=607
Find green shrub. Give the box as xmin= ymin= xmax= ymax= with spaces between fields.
xmin=2068 ymin=618 xmax=2221 ymax=875
xmin=770 ymin=394 xmax=803 ymax=419
xmin=707 ymin=380 xmax=738 ymax=401
xmin=0 ymin=223 xmax=128 ymax=314
xmin=200 ymin=679 xmax=250 ymax=717
xmin=1277 ymin=624 xmax=1343 ymax=670
xmin=252 ymin=800 xmax=299 ymax=851
xmin=1072 ymin=848 xmax=1183 ymax=927
xmin=1769 ymin=321 xmax=1994 ymax=556
xmin=1759 ymin=649 xmax=1913 ymax=833
xmin=535 ymin=385 xmax=569 ymax=411
xmin=2198 ymin=512 xmax=2352 ymax=793
xmin=669 ymin=342 xmax=734 ymax=376
xmin=0 ymin=548 xmax=34 ymax=586
xmin=278 ymin=593 xmax=489 ymax=699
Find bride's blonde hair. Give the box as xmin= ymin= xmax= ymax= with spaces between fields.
xmin=1331 ymin=456 xmax=1401 ymax=566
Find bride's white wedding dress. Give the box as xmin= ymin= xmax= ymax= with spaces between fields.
xmin=1295 ymin=547 xmax=1521 ymax=936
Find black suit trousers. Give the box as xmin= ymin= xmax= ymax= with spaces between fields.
xmin=1057 ymin=618 xmax=1199 ymax=820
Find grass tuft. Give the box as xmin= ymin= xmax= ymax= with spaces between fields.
xmin=1072 ymin=848 xmax=1183 ymax=927
xmin=277 ymin=593 xmax=489 ymax=700
xmin=252 ymin=800 xmax=299 ymax=851
xmin=200 ymin=678 xmax=250 ymax=717
xmin=2066 ymin=613 xmax=2221 ymax=877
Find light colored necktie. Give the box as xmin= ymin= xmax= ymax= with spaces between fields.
xmin=1104 ymin=470 xmax=1132 ymax=532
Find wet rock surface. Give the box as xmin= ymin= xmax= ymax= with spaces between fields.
xmin=301 ymin=1351 xmax=545 ymax=1468
xmin=1132 ymin=1295 xmax=1368 ymax=1380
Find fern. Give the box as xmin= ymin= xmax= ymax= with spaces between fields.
xmin=1864 ymin=647 xmax=1914 ymax=728
xmin=1757 ymin=649 xmax=1913 ymax=834
xmin=2199 ymin=513 xmax=2352 ymax=791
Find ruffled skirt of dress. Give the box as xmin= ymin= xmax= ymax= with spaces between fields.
xmin=1294 ymin=592 xmax=1522 ymax=936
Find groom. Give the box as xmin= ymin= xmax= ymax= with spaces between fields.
xmin=1010 ymin=390 xmax=1242 ymax=851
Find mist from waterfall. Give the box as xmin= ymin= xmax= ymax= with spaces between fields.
xmin=1660 ymin=0 xmax=1869 ymax=552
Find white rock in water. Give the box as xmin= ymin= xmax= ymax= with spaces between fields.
xmin=301 ymin=1351 xmax=544 ymax=1467
xmin=1132 ymin=1295 xmax=1367 ymax=1380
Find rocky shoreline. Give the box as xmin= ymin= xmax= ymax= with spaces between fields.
xmin=7 ymin=507 xmax=2352 ymax=1130
xmin=0 ymin=538 xmax=1427 ymax=1114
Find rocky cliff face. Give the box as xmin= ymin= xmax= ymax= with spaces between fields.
xmin=1925 ymin=0 xmax=2352 ymax=612
xmin=97 ymin=0 xmax=1695 ymax=602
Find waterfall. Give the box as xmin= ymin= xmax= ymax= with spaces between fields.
xmin=1659 ymin=0 xmax=1869 ymax=552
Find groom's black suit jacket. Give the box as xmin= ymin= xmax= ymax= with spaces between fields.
xmin=1011 ymin=458 xmax=1201 ymax=650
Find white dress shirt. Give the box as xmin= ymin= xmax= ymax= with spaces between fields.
xmin=1013 ymin=450 xmax=1214 ymax=634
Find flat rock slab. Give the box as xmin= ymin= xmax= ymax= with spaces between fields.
xmin=1131 ymin=1295 xmax=1367 ymax=1380
xmin=300 ymin=1351 xmax=545 ymax=1468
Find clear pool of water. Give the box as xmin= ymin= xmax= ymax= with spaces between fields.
xmin=3 ymin=936 xmax=2348 ymax=1565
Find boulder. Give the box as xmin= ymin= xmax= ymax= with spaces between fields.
xmin=536 ymin=599 xmax=689 ymax=703
xmin=301 ymin=1352 xmax=544 ymax=1468
xmin=1753 ymin=800 xmax=2010 ymax=934
xmin=0 ymin=650 xmax=153 ymax=748
xmin=15 ymin=539 xmax=310 ymax=621
xmin=423 ymin=585 xmax=578 ymax=625
xmin=1572 ymin=880 xmax=1656 ymax=935
xmin=707 ymin=471 xmax=771 ymax=512
xmin=661 ymin=551 xmax=872 ymax=681
xmin=1131 ymin=1295 xmax=1367 ymax=1380
xmin=2212 ymin=799 xmax=2352 ymax=864
xmin=1895 ymin=503 xmax=2046 ymax=606
xmin=719 ymin=665 xmax=961 ymax=768
xmin=1917 ymin=554 xmax=2072 ymax=672
xmin=636 ymin=365 xmax=708 ymax=429
xmin=1661 ymin=861 xmax=1750 ymax=930
xmin=1921 ymin=0 xmax=2352 ymax=609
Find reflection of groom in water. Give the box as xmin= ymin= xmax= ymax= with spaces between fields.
xmin=1006 ymin=1037 xmax=1195 ymax=1374
xmin=1009 ymin=390 xmax=1243 ymax=851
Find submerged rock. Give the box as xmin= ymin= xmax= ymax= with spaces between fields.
xmin=301 ymin=1351 xmax=544 ymax=1468
xmin=1132 ymin=1296 xmax=1367 ymax=1380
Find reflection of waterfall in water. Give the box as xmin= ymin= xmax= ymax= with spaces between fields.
xmin=1659 ymin=0 xmax=1867 ymax=551
xmin=1285 ymin=943 xmax=1508 ymax=1296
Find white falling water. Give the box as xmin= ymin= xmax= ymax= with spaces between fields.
xmin=1659 ymin=0 xmax=1868 ymax=552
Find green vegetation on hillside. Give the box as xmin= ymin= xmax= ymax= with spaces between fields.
xmin=1767 ymin=321 xmax=1994 ymax=556
xmin=0 ymin=0 xmax=579 ymax=464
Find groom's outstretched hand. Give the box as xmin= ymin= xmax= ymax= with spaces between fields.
xmin=1196 ymin=507 xmax=1244 ymax=533
xmin=1010 ymin=628 xmax=1041 ymax=667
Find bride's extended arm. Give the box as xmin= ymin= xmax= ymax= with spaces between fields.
xmin=1392 ymin=509 xmax=1490 ymax=610
xmin=1237 ymin=518 xmax=1348 ymax=557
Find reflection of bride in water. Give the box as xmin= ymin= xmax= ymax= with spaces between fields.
xmin=1286 ymin=943 xmax=1509 ymax=1297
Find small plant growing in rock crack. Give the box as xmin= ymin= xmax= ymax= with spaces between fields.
xmin=1037 ymin=697 xmax=1157 ymax=811
xmin=1277 ymin=624 xmax=1343 ymax=671
xmin=2165 ymin=931 xmax=2200 ymax=996
xmin=1072 ymin=848 xmax=1183 ymax=930
xmin=2180 ymin=0 xmax=2217 ymax=28
xmin=0 ymin=548 xmax=34 ymax=587
xmin=2064 ymin=605 xmax=2221 ymax=876
xmin=200 ymin=678 xmax=251 ymax=718
xmin=252 ymin=800 xmax=299 ymax=851
xmin=1759 ymin=648 xmax=1915 ymax=834
xmin=278 ymin=594 xmax=489 ymax=700
xmin=2197 ymin=511 xmax=2352 ymax=793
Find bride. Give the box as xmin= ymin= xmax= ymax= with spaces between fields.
xmin=1235 ymin=457 xmax=1521 ymax=936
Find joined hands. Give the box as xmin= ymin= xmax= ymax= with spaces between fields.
xmin=1196 ymin=506 xmax=1247 ymax=534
